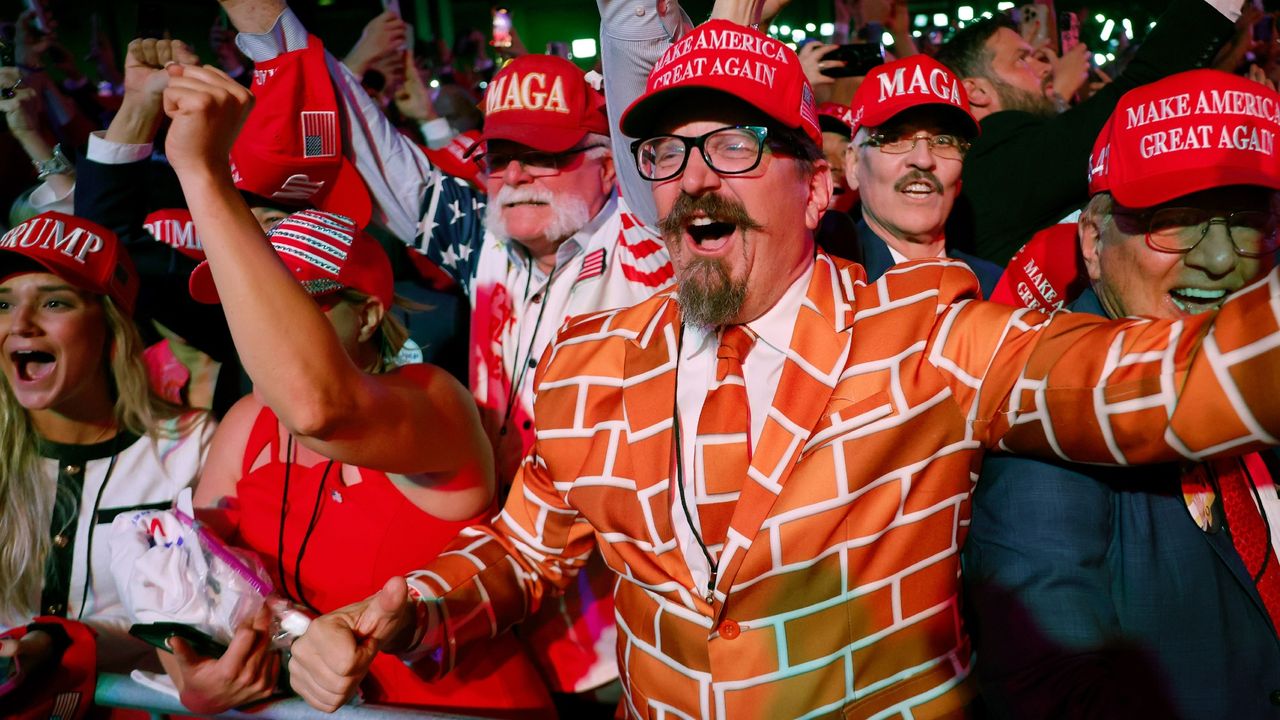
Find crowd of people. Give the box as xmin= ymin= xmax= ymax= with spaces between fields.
xmin=2 ymin=0 xmax=1280 ymax=718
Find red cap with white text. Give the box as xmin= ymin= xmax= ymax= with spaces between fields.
xmin=144 ymin=208 xmax=205 ymax=261
xmin=424 ymin=130 xmax=485 ymax=190
xmin=818 ymin=101 xmax=856 ymax=136
xmin=189 ymin=210 xmax=393 ymax=310
xmin=1087 ymin=69 xmax=1280 ymax=207
xmin=481 ymin=55 xmax=610 ymax=153
xmin=229 ymin=36 xmax=372 ymax=227
xmin=0 ymin=211 xmax=139 ymax=314
xmin=620 ymin=20 xmax=821 ymax=144
xmin=848 ymin=55 xmax=978 ymax=138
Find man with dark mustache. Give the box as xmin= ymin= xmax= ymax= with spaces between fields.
xmin=283 ymin=10 xmax=1280 ymax=719
xmin=936 ymin=0 xmax=1243 ymax=266
xmin=841 ymin=55 xmax=1001 ymax=298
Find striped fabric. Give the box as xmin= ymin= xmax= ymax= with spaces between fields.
xmin=406 ymin=252 xmax=1280 ymax=719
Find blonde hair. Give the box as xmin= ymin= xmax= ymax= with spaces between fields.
xmin=0 ymin=295 xmax=185 ymax=620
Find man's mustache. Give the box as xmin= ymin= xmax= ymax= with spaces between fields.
xmin=658 ymin=192 xmax=763 ymax=237
xmin=894 ymin=170 xmax=943 ymax=194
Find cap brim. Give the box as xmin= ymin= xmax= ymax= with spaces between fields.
xmin=0 ymin=249 xmax=100 ymax=296
xmin=483 ymin=123 xmax=587 ymax=153
xmin=1111 ymin=167 xmax=1280 ymax=208
xmin=188 ymin=261 xmax=220 ymax=304
xmin=857 ymin=101 xmax=980 ymax=139
xmin=622 ymin=86 xmax=786 ymax=140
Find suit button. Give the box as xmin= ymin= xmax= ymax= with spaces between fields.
xmin=718 ymin=620 xmax=740 ymax=640
xmin=64 ymin=464 xmax=82 ymax=475
xmin=53 ymin=534 xmax=69 ymax=549
xmin=46 ymin=604 xmax=64 ymax=615
xmin=1270 ymin=689 xmax=1280 ymax=706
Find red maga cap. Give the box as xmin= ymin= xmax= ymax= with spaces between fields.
xmin=1088 ymin=69 xmax=1280 ymax=207
xmin=848 ymin=55 xmax=978 ymax=138
xmin=229 ymin=37 xmax=372 ymax=227
xmin=621 ymin=20 xmax=821 ymax=144
xmin=817 ymin=101 xmax=855 ymax=136
xmin=144 ymin=208 xmax=205 ymax=261
xmin=0 ymin=211 xmax=139 ymax=314
xmin=189 ymin=210 xmax=393 ymax=310
xmin=481 ymin=55 xmax=610 ymax=153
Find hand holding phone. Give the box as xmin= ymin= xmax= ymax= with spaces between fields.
xmin=492 ymin=8 xmax=513 ymax=48
xmin=821 ymin=43 xmax=885 ymax=78
xmin=131 ymin=622 xmax=229 ymax=659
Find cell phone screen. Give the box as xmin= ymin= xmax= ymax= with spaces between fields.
xmin=492 ymin=8 xmax=513 ymax=48
xmin=821 ymin=44 xmax=885 ymax=78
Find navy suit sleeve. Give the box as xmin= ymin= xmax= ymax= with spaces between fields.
xmin=962 ymin=455 xmax=1179 ymax=719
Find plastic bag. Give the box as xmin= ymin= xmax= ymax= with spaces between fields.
xmin=109 ymin=492 xmax=272 ymax=646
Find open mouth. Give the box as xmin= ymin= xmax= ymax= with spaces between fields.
xmin=1169 ymin=287 xmax=1228 ymax=315
xmin=12 ymin=350 xmax=56 ymax=382
xmin=686 ymin=216 xmax=737 ymax=253
xmin=900 ymin=181 xmax=936 ymax=198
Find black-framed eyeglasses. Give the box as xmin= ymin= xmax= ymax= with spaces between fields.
xmin=472 ymin=144 xmax=607 ymax=177
xmin=631 ymin=126 xmax=772 ymax=182
xmin=858 ymin=132 xmax=970 ymax=160
xmin=1113 ymin=207 xmax=1280 ymax=258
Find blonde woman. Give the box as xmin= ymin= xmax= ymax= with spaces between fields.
xmin=0 ymin=211 xmax=213 ymax=717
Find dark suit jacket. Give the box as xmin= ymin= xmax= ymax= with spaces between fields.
xmin=948 ymin=0 xmax=1233 ymax=265
xmin=856 ymin=218 xmax=1003 ymax=299
xmin=962 ymin=290 xmax=1280 ymax=720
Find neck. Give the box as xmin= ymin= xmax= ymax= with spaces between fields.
xmin=864 ymin=214 xmax=946 ymax=260
xmin=31 ymin=408 xmax=118 ymax=445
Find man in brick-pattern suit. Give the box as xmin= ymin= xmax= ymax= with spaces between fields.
xmin=287 ymin=19 xmax=1280 ymax=720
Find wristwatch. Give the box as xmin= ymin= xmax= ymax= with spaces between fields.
xmin=33 ymin=144 xmax=73 ymax=180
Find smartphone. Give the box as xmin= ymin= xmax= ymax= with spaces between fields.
xmin=1018 ymin=4 xmax=1050 ymax=46
xmin=546 ymin=41 xmax=569 ymax=59
xmin=821 ymin=43 xmax=885 ymax=78
xmin=492 ymin=7 xmax=513 ymax=48
xmin=381 ymin=0 xmax=402 ymax=16
xmin=1058 ymin=11 xmax=1080 ymax=54
xmin=130 ymin=622 xmax=229 ymax=659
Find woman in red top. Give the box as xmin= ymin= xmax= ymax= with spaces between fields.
xmin=155 ymin=64 xmax=554 ymax=717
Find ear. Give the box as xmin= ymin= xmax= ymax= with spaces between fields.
xmin=598 ymin=151 xmax=616 ymax=196
xmin=357 ymin=298 xmax=386 ymax=345
xmin=804 ymin=160 xmax=834 ymax=231
xmin=1078 ymin=212 xmax=1104 ymax=284
xmin=963 ymin=78 xmax=997 ymax=119
xmin=843 ymin=143 xmax=861 ymax=193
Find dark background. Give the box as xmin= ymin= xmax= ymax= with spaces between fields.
xmin=0 ymin=0 xmax=1181 ymax=75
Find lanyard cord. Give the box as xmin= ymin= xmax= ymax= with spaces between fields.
xmin=277 ymin=434 xmax=335 ymax=614
xmin=499 ymin=259 xmax=564 ymax=437
xmin=670 ymin=330 xmax=722 ymax=605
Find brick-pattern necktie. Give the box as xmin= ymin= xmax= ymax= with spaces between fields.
xmin=693 ymin=325 xmax=755 ymax=560
xmin=1213 ymin=453 xmax=1280 ymax=633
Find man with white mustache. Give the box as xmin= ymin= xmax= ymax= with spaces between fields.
xmin=842 ymin=55 xmax=1002 ymax=297
xmin=218 ymin=1 xmax=674 ymax=709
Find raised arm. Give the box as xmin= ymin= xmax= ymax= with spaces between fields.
xmin=161 ymin=64 xmax=491 ymax=488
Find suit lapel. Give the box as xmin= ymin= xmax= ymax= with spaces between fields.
xmin=713 ymin=254 xmax=856 ymax=616
xmin=620 ymin=293 xmax=699 ymax=591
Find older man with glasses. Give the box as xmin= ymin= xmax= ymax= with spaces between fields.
xmin=841 ymin=55 xmax=1002 ymax=298
xmin=963 ymin=69 xmax=1280 ymax=720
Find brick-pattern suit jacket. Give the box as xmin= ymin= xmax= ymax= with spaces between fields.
xmin=409 ymin=251 xmax=1280 ymax=719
